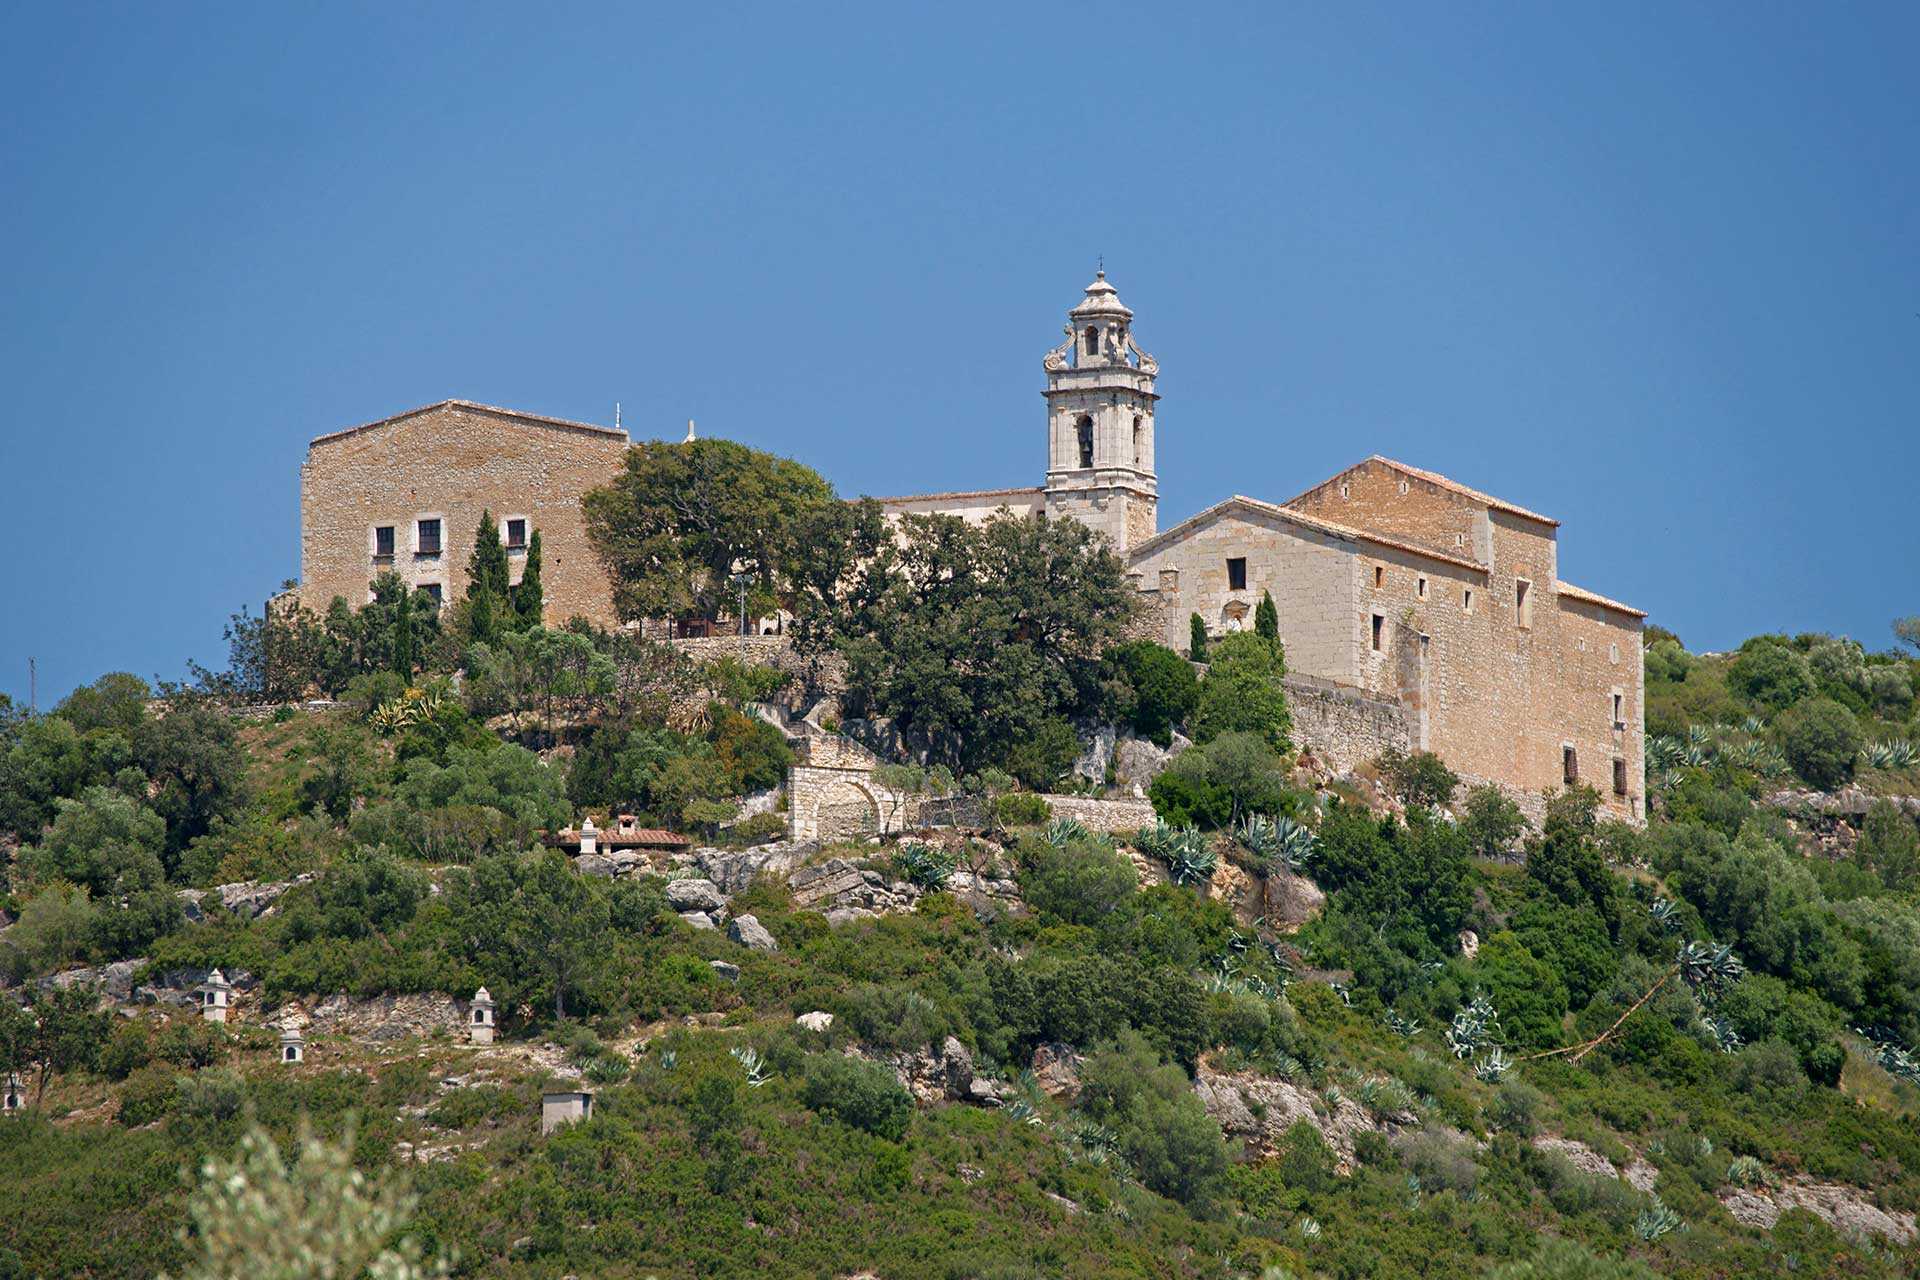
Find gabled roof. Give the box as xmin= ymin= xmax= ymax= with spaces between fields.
xmin=1128 ymin=494 xmax=1486 ymax=572
xmin=1554 ymin=580 xmax=1646 ymax=619
xmin=1285 ymin=455 xmax=1560 ymax=527
xmin=308 ymin=399 xmax=629 ymax=447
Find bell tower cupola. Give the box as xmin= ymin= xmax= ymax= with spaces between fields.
xmin=1042 ymin=271 xmax=1160 ymax=552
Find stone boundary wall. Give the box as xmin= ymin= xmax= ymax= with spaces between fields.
xmin=667 ymin=634 xmax=848 ymax=699
xmin=1039 ymin=794 xmax=1157 ymax=833
xmin=1282 ymin=675 xmax=1412 ymax=775
xmin=786 ymin=757 xmax=1157 ymax=842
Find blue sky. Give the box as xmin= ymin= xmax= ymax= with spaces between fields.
xmin=3 ymin=3 xmax=1916 ymax=705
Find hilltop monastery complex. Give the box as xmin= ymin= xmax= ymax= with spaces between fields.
xmin=298 ymin=274 xmax=1646 ymax=822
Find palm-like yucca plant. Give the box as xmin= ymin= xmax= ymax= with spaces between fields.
xmin=894 ymin=842 xmax=958 ymax=890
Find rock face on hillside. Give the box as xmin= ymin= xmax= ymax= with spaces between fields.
xmin=177 ymin=874 xmax=316 ymax=922
xmin=1719 ymin=1178 xmax=1917 ymax=1243
xmin=1194 ymin=1061 xmax=1414 ymax=1172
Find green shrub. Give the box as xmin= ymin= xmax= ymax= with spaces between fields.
xmin=801 ymin=1052 xmax=913 ymax=1141
xmin=1076 ymin=1030 xmax=1230 ymax=1213
xmin=1375 ymin=748 xmax=1460 ymax=810
xmin=1104 ymin=640 xmax=1198 ymax=747
xmin=1017 ymin=833 xmax=1137 ymax=925
xmin=725 ymin=811 xmax=789 ymax=847
xmin=1776 ymin=696 xmax=1861 ymax=790
xmin=1191 ymin=633 xmax=1290 ymax=749
xmin=115 ymin=1067 xmax=176 ymax=1127
xmin=993 ymin=793 xmax=1052 ymax=828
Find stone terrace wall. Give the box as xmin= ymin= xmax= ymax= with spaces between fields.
xmin=1039 ymin=794 xmax=1157 ymax=834
xmin=1283 ymin=674 xmax=1412 ymax=775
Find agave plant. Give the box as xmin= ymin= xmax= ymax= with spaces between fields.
xmin=1004 ymin=1096 xmax=1044 ymax=1127
xmin=1725 ymin=1155 xmax=1769 ymax=1189
xmin=1272 ymin=816 xmax=1317 ymax=871
xmin=1862 ymin=739 xmax=1920 ymax=771
xmin=894 ymin=842 xmax=958 ymax=890
xmin=1234 ymin=813 xmax=1280 ymax=859
xmin=1472 ymin=1048 xmax=1514 ymax=1082
xmin=1739 ymin=716 xmax=1766 ymax=737
xmin=1646 ymin=735 xmax=1685 ymax=773
xmin=1858 ymin=1030 xmax=1920 ymax=1086
xmin=1649 ymin=897 xmax=1681 ymax=933
xmin=1702 ymin=1014 xmax=1742 ymax=1055
xmin=1447 ymin=994 xmax=1502 ymax=1060
xmin=1162 ymin=827 xmax=1218 ymax=886
xmin=1134 ymin=819 xmax=1182 ymax=861
xmin=658 ymin=1048 xmax=678 ymax=1071
xmin=1063 ymin=1118 xmax=1119 ymax=1165
xmin=1677 ymin=940 xmax=1746 ymax=998
xmin=1634 ymin=1197 xmax=1683 ymax=1241
xmin=1298 ymin=1217 xmax=1322 ymax=1241
xmin=1042 ymin=816 xmax=1091 ymax=849
xmin=1382 ymin=1010 xmax=1421 ymax=1038
xmin=1330 ymin=982 xmax=1353 ymax=1008
xmin=729 ymin=1044 xmax=770 ymax=1088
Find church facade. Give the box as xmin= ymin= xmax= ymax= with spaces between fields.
xmin=297 ymin=273 xmax=1645 ymax=822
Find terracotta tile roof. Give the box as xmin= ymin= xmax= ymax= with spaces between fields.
xmin=869 ymin=486 xmax=1046 ymax=505
xmin=308 ymin=399 xmax=630 ymax=447
xmin=1128 ymin=494 xmax=1486 ymax=572
xmin=1554 ymin=580 xmax=1646 ymax=618
xmin=548 ymin=824 xmax=691 ymax=849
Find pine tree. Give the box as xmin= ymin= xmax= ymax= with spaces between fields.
xmin=1189 ymin=612 xmax=1209 ymax=663
xmin=513 ymin=529 xmax=545 ymax=630
xmin=1255 ymin=590 xmax=1278 ymax=642
xmin=466 ymin=512 xmax=510 ymax=642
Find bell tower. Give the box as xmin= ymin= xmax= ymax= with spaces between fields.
xmin=1042 ymin=271 xmax=1159 ymax=552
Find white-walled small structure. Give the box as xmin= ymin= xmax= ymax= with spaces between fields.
xmin=541 ymin=1089 xmax=594 ymax=1135
xmin=578 ymin=816 xmax=598 ymax=855
xmin=200 ymin=969 xmax=233 ymax=1023
xmin=2 ymin=1073 xmax=24 ymax=1112
xmin=279 ymin=1027 xmax=306 ymax=1064
xmin=469 ymin=987 xmax=496 ymax=1045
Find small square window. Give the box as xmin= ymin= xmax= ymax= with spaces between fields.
xmin=505 ymin=518 xmax=528 ymax=548
xmin=1563 ymin=745 xmax=1579 ymax=786
xmin=417 ymin=518 xmax=442 ymax=556
xmin=1613 ymin=757 xmax=1628 ymax=796
xmin=1226 ymin=557 xmax=1247 ymax=591
xmin=1371 ymin=614 xmax=1385 ymax=652
xmin=373 ymin=526 xmax=395 ymax=558
xmin=1462 ymin=587 xmax=1474 ymax=613
xmin=1416 ymin=576 xmax=1428 ymax=600
xmin=1373 ymin=565 xmax=1385 ymax=590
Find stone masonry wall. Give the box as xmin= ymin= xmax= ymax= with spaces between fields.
xmin=1283 ymin=675 xmax=1412 ymax=774
xmin=299 ymin=401 xmax=629 ymax=627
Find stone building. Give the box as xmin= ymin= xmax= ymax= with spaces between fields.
xmin=875 ymin=274 xmax=1645 ymax=822
xmin=298 ymin=400 xmax=629 ymax=626
xmin=293 ymin=274 xmax=1643 ymax=820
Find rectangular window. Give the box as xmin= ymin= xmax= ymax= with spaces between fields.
xmin=1416 ymin=575 xmax=1429 ymax=600
xmin=1563 ymin=745 xmax=1578 ymax=786
xmin=1227 ymin=557 xmax=1247 ymax=591
xmin=1373 ymin=565 xmax=1385 ymax=589
xmin=1371 ymin=613 xmax=1385 ymax=652
xmin=1612 ymin=692 xmax=1625 ymax=727
xmin=1462 ymin=587 xmax=1474 ymax=614
xmin=1609 ymin=642 xmax=1620 ymax=664
xmin=373 ymin=526 xmax=395 ymax=558
xmin=1515 ymin=578 xmax=1532 ymax=629
xmin=416 ymin=518 xmax=441 ymax=556
xmin=421 ymin=583 xmax=444 ymax=608
xmin=1613 ymin=757 xmax=1628 ymax=796
xmin=1419 ymin=633 xmax=1430 ymax=657
xmin=505 ymin=518 xmax=527 ymax=548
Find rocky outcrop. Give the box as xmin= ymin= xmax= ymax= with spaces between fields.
xmin=1071 ymin=723 xmax=1118 ymax=786
xmin=575 ymin=851 xmax=650 ymax=878
xmin=1194 ymin=1061 xmax=1412 ymax=1171
xmin=1719 ymin=1177 xmax=1916 ymax=1243
xmin=866 ymin=1036 xmax=1005 ymax=1107
xmin=789 ymin=859 xmax=914 ymax=920
xmin=728 ymin=914 xmax=778 ymax=951
xmin=1532 ymin=1136 xmax=1623 ymax=1179
xmin=1112 ymin=736 xmax=1173 ymax=793
xmin=303 ymin=991 xmax=468 ymax=1040
xmin=1029 ymin=1042 xmax=1084 ymax=1100
xmin=177 ymin=874 xmax=316 ymax=923
xmin=677 ymin=843 xmax=816 ymax=895
xmin=38 ymin=959 xmax=145 ymax=1001
xmin=665 ymin=878 xmax=727 ymax=914
xmin=795 ymin=1011 xmax=834 ymax=1032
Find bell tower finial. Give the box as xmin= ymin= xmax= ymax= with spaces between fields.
xmin=1040 ymin=272 xmax=1160 ymax=553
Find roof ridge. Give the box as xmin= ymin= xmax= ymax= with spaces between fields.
xmin=1128 ymin=493 xmax=1485 ymax=572
xmin=308 ymin=398 xmax=630 ymax=447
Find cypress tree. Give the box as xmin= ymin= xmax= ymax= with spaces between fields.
xmin=466 ymin=512 xmax=510 ymax=641
xmin=1189 ymin=612 xmax=1209 ymax=663
xmin=392 ymin=591 xmax=416 ymax=678
xmin=513 ymin=529 xmax=545 ymax=630
xmin=1255 ymin=590 xmax=1279 ymax=642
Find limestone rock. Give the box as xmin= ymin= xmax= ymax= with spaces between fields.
xmin=1532 ymin=1136 xmax=1619 ymax=1179
xmin=795 ymin=1011 xmax=834 ymax=1033
xmin=575 ymin=851 xmax=647 ymax=878
xmin=708 ymin=960 xmax=740 ymax=982
xmin=678 ymin=911 xmax=716 ymax=931
xmin=1113 ymin=736 xmax=1172 ymax=790
xmin=1458 ymin=929 xmax=1480 ymax=960
xmin=866 ymin=1036 xmax=979 ymax=1106
xmin=728 ymin=914 xmax=778 ymax=951
xmin=1071 ymin=723 xmax=1117 ymax=785
xmin=178 ymin=874 xmax=316 ymax=923
xmin=1029 ymin=1042 xmax=1085 ymax=1100
xmin=665 ymin=878 xmax=727 ymax=914
xmin=1194 ymin=1060 xmax=1407 ymax=1171
xmin=790 ymin=858 xmax=917 ymax=919
xmin=683 ymin=844 xmax=814 ymax=895
xmin=1719 ymin=1177 xmax=1916 ymax=1243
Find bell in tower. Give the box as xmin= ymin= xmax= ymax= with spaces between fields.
xmin=1042 ymin=271 xmax=1160 ymax=553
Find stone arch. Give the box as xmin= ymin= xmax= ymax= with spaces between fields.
xmin=809 ymin=775 xmax=883 ymax=840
